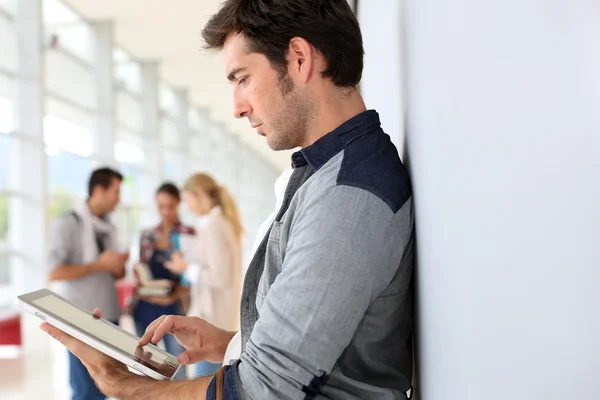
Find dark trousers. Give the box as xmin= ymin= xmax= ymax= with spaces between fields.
xmin=68 ymin=320 xmax=118 ymax=400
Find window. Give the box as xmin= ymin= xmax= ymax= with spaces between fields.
xmin=159 ymin=83 xmax=177 ymax=118
xmin=0 ymin=10 xmax=17 ymax=74
xmin=0 ymin=0 xmax=17 ymax=16
xmin=161 ymin=115 xmax=180 ymax=149
xmin=43 ymin=0 xmax=94 ymax=63
xmin=162 ymin=149 xmax=180 ymax=182
xmin=0 ymin=133 xmax=11 ymax=191
xmin=45 ymin=51 xmax=95 ymax=111
xmin=0 ymin=95 xmax=12 ymax=134
xmin=113 ymin=47 xmax=142 ymax=95
xmin=115 ymin=140 xmax=144 ymax=165
xmin=46 ymin=149 xmax=91 ymax=221
xmin=0 ymin=192 xmax=8 ymax=250
xmin=44 ymin=114 xmax=93 ymax=157
xmin=116 ymin=91 xmax=143 ymax=133
xmin=44 ymin=115 xmax=92 ymax=222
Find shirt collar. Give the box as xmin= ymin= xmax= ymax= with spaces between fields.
xmin=291 ymin=110 xmax=381 ymax=170
xmin=153 ymin=220 xmax=182 ymax=234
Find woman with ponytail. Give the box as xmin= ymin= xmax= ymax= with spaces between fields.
xmin=165 ymin=173 xmax=242 ymax=377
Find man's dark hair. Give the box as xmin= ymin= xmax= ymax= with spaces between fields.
xmin=88 ymin=167 xmax=123 ymax=197
xmin=156 ymin=182 xmax=181 ymax=201
xmin=202 ymin=0 xmax=364 ymax=87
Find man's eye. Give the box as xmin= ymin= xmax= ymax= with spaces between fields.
xmin=239 ymin=77 xmax=247 ymax=86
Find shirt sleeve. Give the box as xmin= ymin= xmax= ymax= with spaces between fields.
xmin=235 ymin=185 xmax=414 ymax=399
xmin=47 ymin=215 xmax=74 ymax=270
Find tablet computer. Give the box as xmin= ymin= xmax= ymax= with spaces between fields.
xmin=17 ymin=288 xmax=181 ymax=380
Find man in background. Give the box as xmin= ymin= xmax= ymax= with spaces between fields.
xmin=48 ymin=167 xmax=128 ymax=400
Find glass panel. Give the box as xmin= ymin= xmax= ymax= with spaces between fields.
xmin=0 ymin=95 xmax=12 ymax=133
xmin=114 ymin=47 xmax=142 ymax=95
xmin=0 ymin=134 xmax=11 ymax=191
xmin=47 ymin=195 xmax=78 ymax=225
xmin=159 ymin=83 xmax=177 ymax=117
xmin=44 ymin=114 xmax=93 ymax=156
xmin=119 ymin=163 xmax=143 ymax=207
xmin=0 ymin=253 xmax=12 ymax=307
xmin=0 ymin=13 xmax=16 ymax=73
xmin=0 ymin=0 xmax=17 ymax=16
xmin=46 ymin=149 xmax=91 ymax=200
xmin=0 ymin=192 xmax=13 ymax=307
xmin=113 ymin=206 xmax=142 ymax=251
xmin=45 ymin=51 xmax=95 ymax=110
xmin=161 ymin=118 xmax=179 ymax=148
xmin=116 ymin=91 xmax=143 ymax=132
xmin=188 ymin=108 xmax=203 ymax=131
xmin=46 ymin=96 xmax=95 ymax=133
xmin=162 ymin=150 xmax=179 ymax=181
xmin=0 ymin=192 xmax=9 ymax=250
xmin=43 ymin=0 xmax=94 ymax=63
xmin=115 ymin=141 xmax=144 ymax=165
xmin=190 ymin=135 xmax=203 ymax=158
xmin=0 ymin=73 xmax=14 ymax=98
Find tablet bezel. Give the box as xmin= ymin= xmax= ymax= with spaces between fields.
xmin=17 ymin=288 xmax=181 ymax=381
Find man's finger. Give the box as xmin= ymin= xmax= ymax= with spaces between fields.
xmin=149 ymin=315 xmax=181 ymax=345
xmin=40 ymin=323 xmax=79 ymax=352
xmin=139 ymin=315 xmax=167 ymax=345
xmin=178 ymin=348 xmax=209 ymax=365
xmin=92 ymin=308 xmax=103 ymax=319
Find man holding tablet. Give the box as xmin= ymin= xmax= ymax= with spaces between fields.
xmin=38 ymin=1 xmax=415 ymax=399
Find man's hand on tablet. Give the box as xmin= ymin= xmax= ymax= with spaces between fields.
xmin=139 ymin=314 xmax=236 ymax=366
xmin=39 ymin=308 xmax=133 ymax=398
xmin=40 ymin=309 xmax=215 ymax=399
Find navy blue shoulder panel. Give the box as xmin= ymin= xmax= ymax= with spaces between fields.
xmin=337 ymin=127 xmax=412 ymax=213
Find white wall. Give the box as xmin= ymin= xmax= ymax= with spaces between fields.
xmin=359 ymin=0 xmax=405 ymax=154
xmin=402 ymin=1 xmax=600 ymax=399
xmin=360 ymin=0 xmax=600 ymax=399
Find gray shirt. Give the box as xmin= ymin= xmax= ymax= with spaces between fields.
xmin=232 ymin=110 xmax=415 ymax=399
xmin=48 ymin=209 xmax=121 ymax=322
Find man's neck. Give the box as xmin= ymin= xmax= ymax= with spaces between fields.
xmin=87 ymin=199 xmax=105 ymax=218
xmin=300 ymin=89 xmax=367 ymax=148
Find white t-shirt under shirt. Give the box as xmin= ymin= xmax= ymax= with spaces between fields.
xmin=223 ymin=168 xmax=294 ymax=364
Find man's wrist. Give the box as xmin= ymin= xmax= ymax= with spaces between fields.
xmin=112 ymin=369 xmax=153 ymax=399
xmin=112 ymin=369 xmax=212 ymax=400
xmin=87 ymin=261 xmax=100 ymax=273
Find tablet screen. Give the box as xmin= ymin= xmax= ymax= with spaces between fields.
xmin=32 ymin=294 xmax=179 ymax=377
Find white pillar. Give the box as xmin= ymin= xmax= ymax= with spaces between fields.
xmin=10 ymin=0 xmax=45 ymax=293
xmin=11 ymin=0 xmax=47 ymax=353
xmin=91 ymin=21 xmax=116 ymax=168
xmin=195 ymin=108 xmax=213 ymax=172
xmin=402 ymin=1 xmax=600 ymax=399
xmin=139 ymin=61 xmax=161 ymax=227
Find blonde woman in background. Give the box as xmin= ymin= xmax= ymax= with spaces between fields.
xmin=165 ymin=173 xmax=243 ymax=377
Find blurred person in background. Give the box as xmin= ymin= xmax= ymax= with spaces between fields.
xmin=131 ymin=182 xmax=195 ymax=380
xmin=165 ymin=173 xmax=243 ymax=377
xmin=48 ymin=167 xmax=128 ymax=400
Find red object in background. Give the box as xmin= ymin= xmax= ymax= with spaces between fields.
xmin=0 ymin=312 xmax=22 ymax=346
xmin=116 ymin=279 xmax=137 ymax=311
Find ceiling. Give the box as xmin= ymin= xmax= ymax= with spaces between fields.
xmin=61 ymin=0 xmax=293 ymax=171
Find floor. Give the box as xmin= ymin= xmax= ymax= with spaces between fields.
xmin=0 ymin=313 xmax=72 ymax=400
xmin=0 ymin=313 xmax=192 ymax=400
